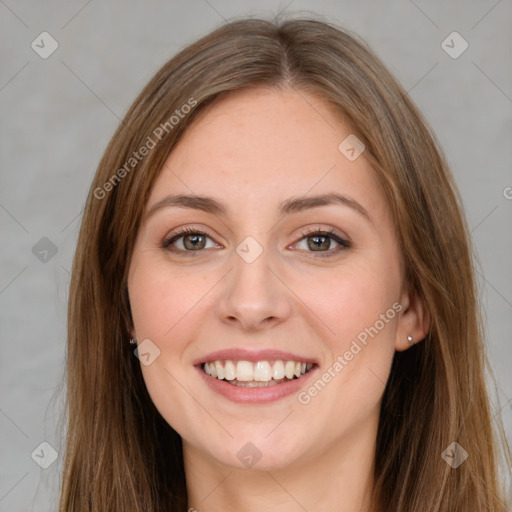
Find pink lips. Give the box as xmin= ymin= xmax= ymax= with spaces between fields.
xmin=193 ymin=348 xmax=317 ymax=365
xmin=193 ymin=347 xmax=318 ymax=404
xmin=195 ymin=363 xmax=318 ymax=403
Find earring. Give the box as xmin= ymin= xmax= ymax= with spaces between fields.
xmin=129 ymin=337 xmax=137 ymax=345
xmin=407 ymin=335 xmax=414 ymax=344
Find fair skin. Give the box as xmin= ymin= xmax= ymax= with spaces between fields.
xmin=128 ymin=87 xmax=429 ymax=512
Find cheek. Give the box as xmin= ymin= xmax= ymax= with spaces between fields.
xmin=129 ymin=257 xmax=209 ymax=341
xmin=128 ymin=257 xmax=211 ymax=438
xmin=296 ymin=259 xmax=399 ymax=406
xmin=304 ymin=259 xmax=400 ymax=345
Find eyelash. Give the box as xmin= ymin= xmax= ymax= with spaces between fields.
xmin=161 ymin=226 xmax=351 ymax=258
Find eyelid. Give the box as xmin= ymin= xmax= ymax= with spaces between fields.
xmin=293 ymin=225 xmax=350 ymax=244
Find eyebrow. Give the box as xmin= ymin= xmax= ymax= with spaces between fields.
xmin=146 ymin=192 xmax=372 ymax=224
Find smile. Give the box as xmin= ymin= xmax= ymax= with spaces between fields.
xmin=202 ymin=359 xmax=314 ymax=387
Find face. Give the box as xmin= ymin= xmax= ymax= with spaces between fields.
xmin=128 ymin=87 xmax=421 ymax=472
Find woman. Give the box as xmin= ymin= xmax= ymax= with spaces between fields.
xmin=58 ymin=15 xmax=511 ymax=511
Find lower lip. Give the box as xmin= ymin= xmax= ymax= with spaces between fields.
xmin=195 ymin=364 xmax=318 ymax=403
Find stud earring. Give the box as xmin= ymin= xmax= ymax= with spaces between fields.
xmin=407 ymin=335 xmax=414 ymax=344
xmin=129 ymin=337 xmax=137 ymax=345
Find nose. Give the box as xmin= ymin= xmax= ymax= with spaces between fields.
xmin=216 ymin=241 xmax=294 ymax=332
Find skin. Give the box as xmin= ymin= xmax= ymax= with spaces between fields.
xmin=127 ymin=87 xmax=430 ymax=512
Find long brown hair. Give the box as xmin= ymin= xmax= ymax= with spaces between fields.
xmin=57 ymin=14 xmax=511 ymax=511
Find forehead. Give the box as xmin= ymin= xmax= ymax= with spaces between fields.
xmin=148 ymin=87 xmax=387 ymax=222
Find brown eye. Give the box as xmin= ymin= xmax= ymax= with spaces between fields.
xmin=294 ymin=228 xmax=351 ymax=257
xmin=181 ymin=233 xmax=207 ymax=250
xmin=307 ymin=234 xmax=332 ymax=251
xmin=162 ymin=228 xmax=218 ymax=252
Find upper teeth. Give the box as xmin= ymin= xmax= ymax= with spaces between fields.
xmin=203 ymin=360 xmax=313 ymax=381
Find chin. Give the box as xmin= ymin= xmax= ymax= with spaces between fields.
xmin=203 ymin=432 xmax=309 ymax=472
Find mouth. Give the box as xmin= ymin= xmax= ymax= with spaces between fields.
xmin=200 ymin=359 xmax=316 ymax=387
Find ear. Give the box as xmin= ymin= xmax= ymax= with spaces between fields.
xmin=125 ymin=286 xmax=136 ymax=339
xmin=128 ymin=318 xmax=136 ymax=340
xmin=395 ymin=285 xmax=431 ymax=352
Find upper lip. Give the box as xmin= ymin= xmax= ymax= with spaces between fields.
xmin=193 ymin=348 xmax=318 ymax=365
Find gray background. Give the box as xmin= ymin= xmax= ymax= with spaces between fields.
xmin=1 ymin=1 xmax=511 ymax=510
